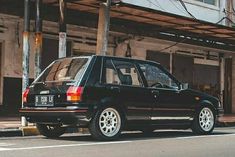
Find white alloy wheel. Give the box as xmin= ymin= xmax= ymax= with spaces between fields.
xmin=99 ymin=108 xmax=121 ymax=137
xmin=198 ymin=107 xmax=214 ymax=132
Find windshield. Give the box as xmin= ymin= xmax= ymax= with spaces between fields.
xmin=35 ymin=57 xmax=90 ymax=83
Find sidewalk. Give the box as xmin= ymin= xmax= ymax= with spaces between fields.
xmin=0 ymin=114 xmax=235 ymax=137
xmin=218 ymin=114 xmax=235 ymax=127
xmin=0 ymin=116 xmax=38 ymax=137
xmin=0 ymin=116 xmax=22 ymax=137
xmin=0 ymin=116 xmax=21 ymax=129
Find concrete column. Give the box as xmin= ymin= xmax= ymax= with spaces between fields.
xmin=34 ymin=0 xmax=42 ymax=78
xmin=125 ymin=42 xmax=131 ymax=57
xmin=96 ymin=0 xmax=111 ymax=55
xmin=232 ymin=55 xmax=235 ymax=113
xmin=219 ymin=56 xmax=225 ymax=108
xmin=22 ymin=0 xmax=31 ymax=127
xmin=115 ymin=43 xmax=127 ymax=57
xmin=58 ymin=0 xmax=67 ymax=58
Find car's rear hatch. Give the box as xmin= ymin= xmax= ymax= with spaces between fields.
xmin=25 ymin=56 xmax=92 ymax=107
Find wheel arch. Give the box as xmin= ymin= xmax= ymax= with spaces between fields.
xmin=199 ymin=100 xmax=216 ymax=112
xmin=194 ymin=99 xmax=217 ymax=118
xmin=191 ymin=99 xmax=216 ymax=121
xmin=92 ymin=97 xmax=127 ymax=122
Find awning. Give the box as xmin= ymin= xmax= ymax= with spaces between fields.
xmin=43 ymin=0 xmax=235 ymax=51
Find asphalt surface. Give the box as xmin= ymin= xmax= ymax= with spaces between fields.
xmin=0 ymin=127 xmax=235 ymax=157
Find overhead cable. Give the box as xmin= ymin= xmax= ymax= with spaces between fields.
xmin=177 ymin=0 xmax=197 ymax=19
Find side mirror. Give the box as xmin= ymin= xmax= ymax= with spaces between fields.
xmin=180 ymin=83 xmax=189 ymax=90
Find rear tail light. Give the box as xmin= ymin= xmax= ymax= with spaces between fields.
xmin=66 ymin=86 xmax=83 ymax=102
xmin=22 ymin=88 xmax=30 ymax=103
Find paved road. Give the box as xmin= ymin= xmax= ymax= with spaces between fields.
xmin=0 ymin=127 xmax=235 ymax=157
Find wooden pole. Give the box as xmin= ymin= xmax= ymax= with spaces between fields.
xmin=58 ymin=0 xmax=67 ymax=58
xmin=96 ymin=0 xmax=111 ymax=55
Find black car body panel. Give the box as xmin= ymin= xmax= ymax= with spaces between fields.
xmin=20 ymin=55 xmax=222 ymax=130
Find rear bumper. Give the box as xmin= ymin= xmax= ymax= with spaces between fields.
xmin=19 ymin=107 xmax=91 ymax=126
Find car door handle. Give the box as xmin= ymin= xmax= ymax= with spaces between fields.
xmin=151 ymin=90 xmax=159 ymax=96
xmin=110 ymin=86 xmax=120 ymax=92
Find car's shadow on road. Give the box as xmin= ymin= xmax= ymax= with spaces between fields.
xmin=121 ymin=131 xmax=230 ymax=140
xmin=54 ymin=130 xmax=232 ymax=142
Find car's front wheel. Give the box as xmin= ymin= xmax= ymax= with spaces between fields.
xmin=191 ymin=106 xmax=215 ymax=135
xmin=89 ymin=107 xmax=123 ymax=140
xmin=36 ymin=123 xmax=66 ymax=138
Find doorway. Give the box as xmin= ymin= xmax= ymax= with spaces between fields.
xmin=0 ymin=42 xmax=2 ymax=106
xmin=146 ymin=51 xmax=170 ymax=71
xmin=193 ymin=63 xmax=219 ymax=97
xmin=173 ymin=54 xmax=194 ymax=86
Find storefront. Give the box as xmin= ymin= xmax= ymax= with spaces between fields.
xmin=0 ymin=0 xmax=235 ymax=115
xmin=147 ymin=50 xmax=220 ymax=98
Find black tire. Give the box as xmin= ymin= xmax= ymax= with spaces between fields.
xmin=36 ymin=123 xmax=66 ymax=138
xmin=191 ymin=106 xmax=215 ymax=135
xmin=89 ymin=107 xmax=123 ymax=141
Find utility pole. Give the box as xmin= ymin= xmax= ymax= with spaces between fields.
xmin=58 ymin=0 xmax=67 ymax=58
xmin=22 ymin=0 xmax=30 ymax=127
xmin=96 ymin=0 xmax=111 ymax=55
xmin=34 ymin=0 xmax=42 ymax=78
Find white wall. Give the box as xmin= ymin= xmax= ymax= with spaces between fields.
xmin=0 ymin=15 xmax=35 ymax=79
xmin=0 ymin=14 xmax=117 ymax=80
xmin=122 ymin=0 xmax=227 ymax=24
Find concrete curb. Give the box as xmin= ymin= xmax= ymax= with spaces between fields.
xmin=20 ymin=127 xmax=88 ymax=136
xmin=217 ymin=122 xmax=235 ymax=127
xmin=20 ymin=126 xmax=40 ymax=136
xmin=0 ymin=126 xmax=40 ymax=137
xmin=0 ymin=128 xmax=23 ymax=137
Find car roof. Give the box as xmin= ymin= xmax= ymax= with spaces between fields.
xmin=51 ymin=54 xmax=180 ymax=85
xmin=56 ymin=55 xmax=160 ymax=65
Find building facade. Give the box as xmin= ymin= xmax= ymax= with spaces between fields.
xmin=0 ymin=0 xmax=235 ymax=115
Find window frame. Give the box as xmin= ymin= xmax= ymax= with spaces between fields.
xmin=188 ymin=0 xmax=220 ymax=9
xmin=101 ymin=57 xmax=145 ymax=88
xmin=136 ymin=61 xmax=181 ymax=90
xmin=33 ymin=56 xmax=92 ymax=84
xmin=196 ymin=0 xmax=217 ymax=6
xmin=183 ymin=0 xmax=220 ymax=10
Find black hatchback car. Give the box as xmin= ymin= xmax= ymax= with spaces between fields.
xmin=20 ymin=55 xmax=223 ymax=140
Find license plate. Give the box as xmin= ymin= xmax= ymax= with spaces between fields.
xmin=35 ymin=95 xmax=54 ymax=106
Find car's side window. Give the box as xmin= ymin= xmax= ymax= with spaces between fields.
xmin=139 ymin=63 xmax=178 ymax=89
xmin=104 ymin=59 xmax=143 ymax=87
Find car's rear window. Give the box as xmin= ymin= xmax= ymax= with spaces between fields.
xmin=35 ymin=57 xmax=90 ymax=82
